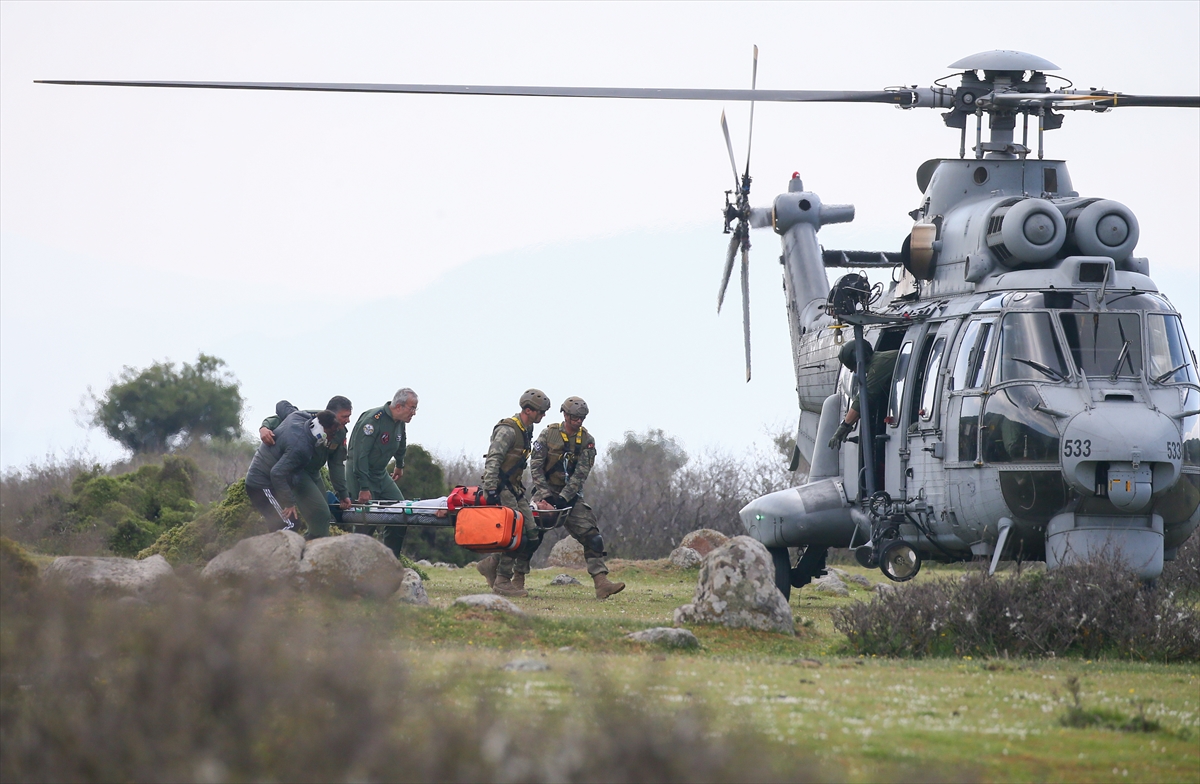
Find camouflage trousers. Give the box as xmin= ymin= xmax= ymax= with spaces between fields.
xmin=496 ymin=487 xmax=539 ymax=578
xmin=558 ymin=502 xmax=609 ymax=577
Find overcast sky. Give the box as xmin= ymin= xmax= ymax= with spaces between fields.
xmin=2 ymin=1 xmax=1198 ymax=470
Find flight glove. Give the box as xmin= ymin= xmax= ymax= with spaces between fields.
xmin=485 ymin=489 xmax=501 ymax=506
xmin=828 ymin=421 xmax=854 ymax=449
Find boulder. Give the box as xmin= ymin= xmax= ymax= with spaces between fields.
xmin=394 ymin=568 xmax=429 ymax=605
xmin=547 ymin=536 xmax=586 ymax=569
xmin=549 ymin=573 xmax=582 ymax=586
xmin=43 ymin=554 xmax=174 ymax=599
xmin=679 ymin=529 xmax=729 ymax=557
xmin=454 ymin=594 xmax=526 ymax=615
xmin=298 ymin=534 xmax=404 ymax=598
xmin=830 ymin=567 xmax=873 ymax=589
xmin=626 ymin=627 xmax=699 ymax=649
xmin=810 ymin=572 xmax=850 ymax=597
xmin=673 ymin=536 xmax=794 ymax=635
xmin=668 ymin=546 xmax=702 ymax=568
xmin=201 ymin=531 xmax=305 ymax=588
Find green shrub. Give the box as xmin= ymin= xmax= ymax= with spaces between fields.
xmin=833 ymin=560 xmax=1200 ymax=661
xmin=138 ymin=478 xmax=260 ymax=564
xmin=0 ymin=537 xmax=39 ymax=598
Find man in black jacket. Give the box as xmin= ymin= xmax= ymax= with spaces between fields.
xmin=245 ymin=408 xmax=341 ymax=532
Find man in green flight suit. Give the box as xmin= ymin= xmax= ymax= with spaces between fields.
xmin=346 ymin=387 xmax=419 ymax=557
xmin=258 ymin=395 xmax=353 ymax=539
xmin=531 ymin=396 xmax=625 ymax=599
xmin=828 ymin=342 xmax=900 ymax=448
xmin=478 ymin=388 xmax=549 ymax=598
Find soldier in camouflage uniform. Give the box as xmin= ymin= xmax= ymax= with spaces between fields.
xmin=258 ymin=396 xmax=353 ymax=539
xmin=345 ymin=388 xmax=419 ymax=557
xmin=531 ymin=396 xmax=625 ymax=599
xmin=828 ymin=342 xmax=900 ymax=448
xmin=477 ymin=389 xmax=549 ymax=598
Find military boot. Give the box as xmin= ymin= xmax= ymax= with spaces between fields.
xmin=511 ymin=572 xmax=527 ymax=592
xmin=493 ymin=575 xmax=528 ymax=598
xmin=476 ymin=554 xmax=499 ymax=589
xmin=593 ymin=573 xmax=625 ymax=600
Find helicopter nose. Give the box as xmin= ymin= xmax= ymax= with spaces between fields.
xmin=739 ymin=478 xmax=858 ymax=549
xmin=1060 ymin=404 xmax=1181 ymax=506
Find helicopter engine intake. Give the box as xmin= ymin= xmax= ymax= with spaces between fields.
xmin=986 ymin=197 xmax=1067 ymax=265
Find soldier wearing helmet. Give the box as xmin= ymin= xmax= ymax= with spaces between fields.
xmin=828 ymin=342 xmax=898 ymax=448
xmin=477 ymin=388 xmax=550 ymax=598
xmin=524 ymin=396 xmax=624 ymax=599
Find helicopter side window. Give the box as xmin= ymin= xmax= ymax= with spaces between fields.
xmin=1183 ymin=389 xmax=1200 ymax=469
xmin=918 ymin=338 xmax=946 ymax=422
xmin=949 ymin=317 xmax=994 ymax=391
xmin=1145 ymin=314 xmax=1199 ymax=385
xmin=968 ymin=322 xmax=995 ymax=388
xmin=991 ymin=312 xmax=1070 ymax=384
xmin=885 ymin=341 xmax=914 ymax=427
xmin=1059 ymin=313 xmax=1143 ymax=378
xmin=957 ymin=396 xmax=981 ymax=462
xmin=980 ymin=385 xmax=1061 ymax=463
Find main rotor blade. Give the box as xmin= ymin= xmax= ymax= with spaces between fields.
xmin=745 ymin=45 xmax=758 ymax=178
xmin=741 ymin=246 xmax=752 ymax=382
xmin=990 ymin=91 xmax=1200 ymax=109
xmin=718 ymin=233 xmax=739 ymax=313
xmin=35 ymin=79 xmax=915 ymax=105
xmin=720 ymin=110 xmax=739 ymax=188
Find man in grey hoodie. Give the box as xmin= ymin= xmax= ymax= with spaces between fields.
xmin=245 ymin=408 xmax=340 ymax=532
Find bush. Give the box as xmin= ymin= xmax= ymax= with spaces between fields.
xmin=1161 ymin=531 xmax=1200 ymax=597
xmin=1 ymin=588 xmax=819 ymax=784
xmin=832 ymin=560 xmax=1200 ymax=661
xmin=0 ymin=537 xmax=39 ymax=600
xmin=138 ymin=478 xmax=261 ymax=564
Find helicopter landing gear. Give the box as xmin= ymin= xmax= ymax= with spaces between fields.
xmin=769 ymin=547 xmax=792 ymax=601
xmin=854 ymin=545 xmax=876 ymax=569
xmin=879 ymin=540 xmax=922 ymax=582
xmin=770 ymin=546 xmax=830 ymax=601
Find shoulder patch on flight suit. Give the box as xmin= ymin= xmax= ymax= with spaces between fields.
xmin=363 ymin=423 xmax=375 ymax=435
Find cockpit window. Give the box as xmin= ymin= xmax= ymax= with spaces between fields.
xmin=950 ymin=318 xmax=996 ymax=390
xmin=992 ymin=312 xmax=1070 ymax=384
xmin=1059 ymin=312 xmax=1143 ymax=378
xmin=981 ymin=385 xmax=1060 ymax=463
xmin=1146 ymin=314 xmax=1199 ymax=385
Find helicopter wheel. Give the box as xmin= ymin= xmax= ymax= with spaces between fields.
xmin=854 ymin=545 xmax=875 ymax=569
xmin=879 ymin=540 xmax=922 ymax=582
xmin=768 ymin=547 xmax=791 ymax=601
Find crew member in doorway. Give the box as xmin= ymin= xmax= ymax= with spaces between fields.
xmin=829 ymin=342 xmax=899 ymax=449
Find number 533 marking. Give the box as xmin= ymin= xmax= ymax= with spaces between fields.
xmin=1063 ymin=439 xmax=1092 ymax=458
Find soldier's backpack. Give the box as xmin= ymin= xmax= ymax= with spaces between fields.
xmin=454 ymin=506 xmax=524 ymax=553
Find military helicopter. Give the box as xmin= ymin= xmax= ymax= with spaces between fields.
xmin=39 ymin=49 xmax=1200 ymax=593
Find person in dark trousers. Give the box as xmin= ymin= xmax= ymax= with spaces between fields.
xmin=258 ymin=396 xmax=353 ymax=539
xmin=829 ymin=342 xmax=899 ymax=448
xmin=245 ymin=408 xmax=342 ymax=532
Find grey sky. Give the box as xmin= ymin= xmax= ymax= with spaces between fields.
xmin=2 ymin=1 xmax=1197 ymax=469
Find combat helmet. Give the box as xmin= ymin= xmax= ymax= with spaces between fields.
xmin=838 ymin=341 xmax=873 ymax=372
xmin=519 ymin=388 xmax=551 ymax=412
xmin=560 ymin=396 xmax=589 ymax=418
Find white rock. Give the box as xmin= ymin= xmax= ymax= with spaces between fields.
xmin=547 ymin=536 xmax=586 ymax=569
xmin=298 ymin=533 xmax=405 ymax=598
xmin=502 ymin=658 xmax=549 ymax=671
xmin=626 ymin=627 xmax=699 ymax=648
xmin=673 ymin=536 xmax=795 ymax=635
xmin=43 ymin=554 xmax=174 ymax=599
xmin=454 ymin=594 xmax=526 ymax=615
xmin=432 ymin=562 xmax=459 ymax=569
xmin=416 ymin=559 xmax=433 ymax=567
xmin=810 ymin=572 xmax=850 ymax=597
xmin=201 ymin=531 xmax=306 ymax=588
xmin=668 ymin=546 xmax=702 ymax=568
xmin=394 ymin=568 xmax=430 ymax=605
xmin=549 ymin=573 xmax=582 ymax=586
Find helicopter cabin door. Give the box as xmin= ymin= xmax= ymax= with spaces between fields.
xmin=879 ymin=324 xmax=926 ymax=498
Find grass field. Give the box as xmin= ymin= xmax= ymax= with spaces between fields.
xmin=354 ymin=559 xmax=1200 ymax=783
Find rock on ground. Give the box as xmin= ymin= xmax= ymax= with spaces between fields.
xmin=830 ymin=567 xmax=873 ymax=588
xmin=626 ymin=627 xmax=699 ymax=648
xmin=298 ymin=534 xmax=405 ymax=598
xmin=679 ymin=529 xmax=729 ymax=557
xmin=810 ymin=572 xmax=850 ymax=597
xmin=503 ymin=658 xmax=550 ymax=671
xmin=393 ymin=567 xmax=429 ymax=605
xmin=43 ymin=554 xmax=174 ymax=599
xmin=549 ymin=573 xmax=582 ymax=586
xmin=547 ymin=536 xmax=586 ymax=569
xmin=201 ymin=531 xmax=305 ymax=587
xmin=674 ymin=536 xmax=794 ymax=635
xmin=668 ymin=546 xmax=702 ymax=568
xmin=454 ymin=594 xmax=526 ymax=615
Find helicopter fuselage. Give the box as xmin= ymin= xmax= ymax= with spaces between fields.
xmin=740 ymin=155 xmax=1200 ymax=582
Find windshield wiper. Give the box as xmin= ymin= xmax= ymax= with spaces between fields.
xmin=1153 ymin=363 xmax=1188 ymax=384
xmin=1109 ymin=340 xmax=1131 ymax=381
xmin=1012 ymin=357 xmax=1066 ymax=382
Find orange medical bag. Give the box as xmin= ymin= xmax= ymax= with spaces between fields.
xmin=454 ymin=506 xmax=524 ymax=552
xmin=447 ymin=485 xmax=488 ymax=511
